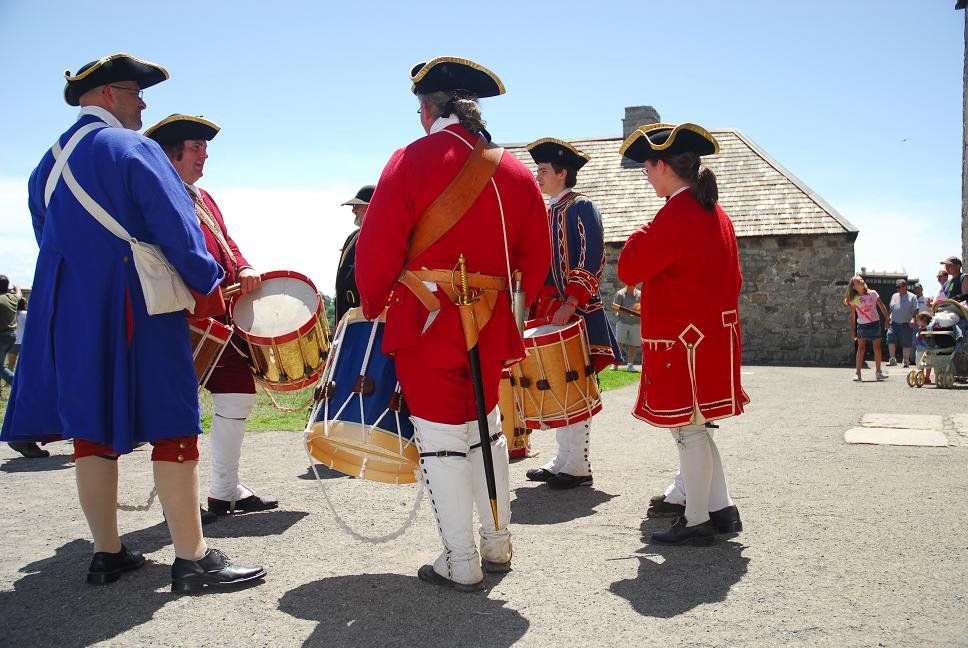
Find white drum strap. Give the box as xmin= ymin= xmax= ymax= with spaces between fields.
xmin=303 ymin=442 xmax=424 ymax=544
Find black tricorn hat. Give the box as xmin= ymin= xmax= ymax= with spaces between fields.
xmin=527 ymin=138 xmax=590 ymax=171
xmin=619 ymin=123 xmax=719 ymax=163
xmin=63 ymin=53 xmax=168 ymax=106
xmin=143 ymin=114 xmax=220 ymax=144
xmin=341 ymin=185 xmax=376 ymax=206
xmin=410 ymin=56 xmax=505 ymax=98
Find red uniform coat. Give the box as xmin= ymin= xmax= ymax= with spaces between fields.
xmin=195 ymin=187 xmax=255 ymax=395
xmin=617 ymin=190 xmax=749 ymax=427
xmin=356 ymin=124 xmax=551 ymax=423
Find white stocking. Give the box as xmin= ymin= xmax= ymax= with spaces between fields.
xmin=208 ymin=392 xmax=255 ymax=501
xmin=468 ymin=408 xmax=511 ymax=564
xmin=412 ymin=416 xmax=482 ymax=585
xmin=558 ymin=420 xmax=592 ymax=476
xmin=671 ymin=425 xmax=712 ymax=526
xmin=707 ymin=435 xmax=734 ymax=512
xmin=539 ymin=426 xmax=570 ymax=474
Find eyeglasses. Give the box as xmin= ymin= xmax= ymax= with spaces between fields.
xmin=416 ymin=108 xmax=422 ymax=114
xmin=108 ymin=85 xmax=144 ymax=99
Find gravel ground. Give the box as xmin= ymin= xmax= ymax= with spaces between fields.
xmin=0 ymin=366 xmax=965 ymax=648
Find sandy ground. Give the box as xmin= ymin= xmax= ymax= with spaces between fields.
xmin=0 ymin=365 xmax=965 ymax=648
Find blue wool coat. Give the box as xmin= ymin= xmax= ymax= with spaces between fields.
xmin=532 ymin=192 xmax=622 ymax=371
xmin=0 ymin=113 xmax=224 ymax=453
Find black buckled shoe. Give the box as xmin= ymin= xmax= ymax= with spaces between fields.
xmin=87 ymin=545 xmax=146 ymax=585
xmin=651 ymin=517 xmax=716 ymax=546
xmin=9 ymin=442 xmax=50 ymax=458
xmin=170 ymin=548 xmax=266 ymax=593
xmin=548 ymin=473 xmax=593 ymax=489
xmin=417 ymin=564 xmax=484 ymax=592
xmin=525 ymin=467 xmax=556 ymax=482
xmin=647 ymin=495 xmax=685 ymax=518
xmin=709 ymin=505 xmax=742 ymax=534
xmin=207 ymin=494 xmax=279 ymax=515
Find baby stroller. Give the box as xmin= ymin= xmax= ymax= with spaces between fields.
xmin=907 ymin=298 xmax=968 ymax=389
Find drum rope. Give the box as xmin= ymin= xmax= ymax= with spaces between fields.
xmin=261 ymin=386 xmax=315 ymax=413
xmin=117 ymin=486 xmax=158 ymax=512
xmin=303 ymin=443 xmax=424 ymax=544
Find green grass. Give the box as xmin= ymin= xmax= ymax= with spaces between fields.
xmin=598 ymin=367 xmax=641 ymax=392
xmin=2 ymin=368 xmax=641 ymax=435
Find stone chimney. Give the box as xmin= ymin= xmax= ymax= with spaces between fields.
xmin=622 ymin=105 xmax=660 ymax=139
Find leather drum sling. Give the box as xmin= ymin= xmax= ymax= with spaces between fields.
xmin=396 ymin=136 xmax=507 ymax=333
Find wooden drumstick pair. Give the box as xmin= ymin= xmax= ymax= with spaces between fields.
xmin=610 ymin=302 xmax=641 ymax=319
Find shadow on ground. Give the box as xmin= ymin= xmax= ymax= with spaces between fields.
xmin=609 ymin=519 xmax=749 ymax=617
xmin=297 ymin=465 xmax=348 ymax=480
xmin=279 ymin=573 xmax=527 ymax=648
xmin=0 ymin=452 xmax=74 ymax=473
xmin=0 ymin=511 xmax=306 ymax=647
xmin=0 ymin=538 xmax=173 ymax=648
xmin=510 ymin=484 xmax=616 ymax=525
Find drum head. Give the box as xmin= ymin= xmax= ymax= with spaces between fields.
xmin=523 ymin=322 xmax=569 ymax=339
xmin=234 ymin=276 xmax=319 ymax=337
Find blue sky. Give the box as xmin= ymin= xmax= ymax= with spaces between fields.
xmin=0 ymin=0 xmax=964 ymax=294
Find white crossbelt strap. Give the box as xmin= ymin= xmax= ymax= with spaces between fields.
xmin=47 ymin=122 xmax=139 ymax=244
xmin=45 ymin=121 xmax=109 ymax=208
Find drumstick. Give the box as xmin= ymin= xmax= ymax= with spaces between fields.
xmin=222 ymin=283 xmax=241 ymax=298
xmin=610 ymin=303 xmax=641 ymax=319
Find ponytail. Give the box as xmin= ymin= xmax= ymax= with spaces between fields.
xmin=656 ymin=152 xmax=719 ymax=211
xmin=694 ymin=164 xmax=718 ymax=211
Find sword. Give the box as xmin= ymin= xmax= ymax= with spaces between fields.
xmin=454 ymin=253 xmax=500 ymax=530
xmin=511 ymin=270 xmax=526 ymax=334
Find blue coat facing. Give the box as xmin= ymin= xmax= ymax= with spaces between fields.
xmin=1 ymin=112 xmax=224 ymax=453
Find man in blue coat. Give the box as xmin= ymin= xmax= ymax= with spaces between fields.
xmin=1 ymin=53 xmax=264 ymax=592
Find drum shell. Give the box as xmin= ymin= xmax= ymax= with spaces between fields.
xmin=188 ymin=317 xmax=234 ymax=388
xmin=510 ymin=318 xmax=603 ymax=429
xmin=306 ymin=309 xmax=419 ymax=484
xmin=499 ymin=369 xmax=530 ymax=459
xmin=229 ymin=270 xmax=331 ymax=392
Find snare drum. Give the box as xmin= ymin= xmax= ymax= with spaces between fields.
xmin=508 ymin=318 xmax=602 ymax=429
xmin=230 ymin=270 xmax=330 ymax=391
xmin=188 ymin=317 xmax=233 ymax=388
xmin=305 ymin=308 xmax=419 ymax=484
xmin=499 ymin=369 xmax=530 ymax=460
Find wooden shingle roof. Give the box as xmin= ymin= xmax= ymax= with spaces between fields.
xmin=506 ymin=129 xmax=857 ymax=244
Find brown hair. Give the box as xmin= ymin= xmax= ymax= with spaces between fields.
xmin=160 ymin=140 xmax=185 ymax=161
xmin=550 ymin=162 xmax=578 ymax=188
xmin=655 ymin=151 xmax=718 ymax=211
xmin=418 ymin=90 xmax=485 ymax=134
xmin=916 ymin=311 xmax=933 ymax=325
xmin=843 ymin=275 xmax=869 ymax=306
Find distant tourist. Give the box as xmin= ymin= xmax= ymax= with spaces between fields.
xmin=611 ymin=282 xmax=641 ymax=371
xmin=844 ymin=275 xmax=890 ymax=382
xmin=940 ymin=256 xmax=966 ymax=300
xmin=886 ymin=279 xmax=918 ymax=368
xmin=930 ymin=268 xmax=949 ymax=307
xmin=914 ymin=311 xmax=933 ymax=385
xmin=6 ymin=297 xmax=26 ymax=372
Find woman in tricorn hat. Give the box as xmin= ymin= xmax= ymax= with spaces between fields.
xmin=617 ymin=123 xmax=749 ymax=546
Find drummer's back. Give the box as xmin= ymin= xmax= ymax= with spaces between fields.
xmin=401 ymin=123 xmax=545 ymax=273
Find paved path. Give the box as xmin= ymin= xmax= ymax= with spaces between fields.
xmin=0 ymin=366 xmax=965 ymax=647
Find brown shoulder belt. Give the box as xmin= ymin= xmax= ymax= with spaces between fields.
xmin=405 ymin=137 xmax=504 ymax=264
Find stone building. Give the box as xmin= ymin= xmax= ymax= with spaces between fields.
xmin=506 ymin=106 xmax=859 ymax=366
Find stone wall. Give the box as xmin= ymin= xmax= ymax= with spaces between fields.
xmin=601 ymin=233 xmax=856 ymax=366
